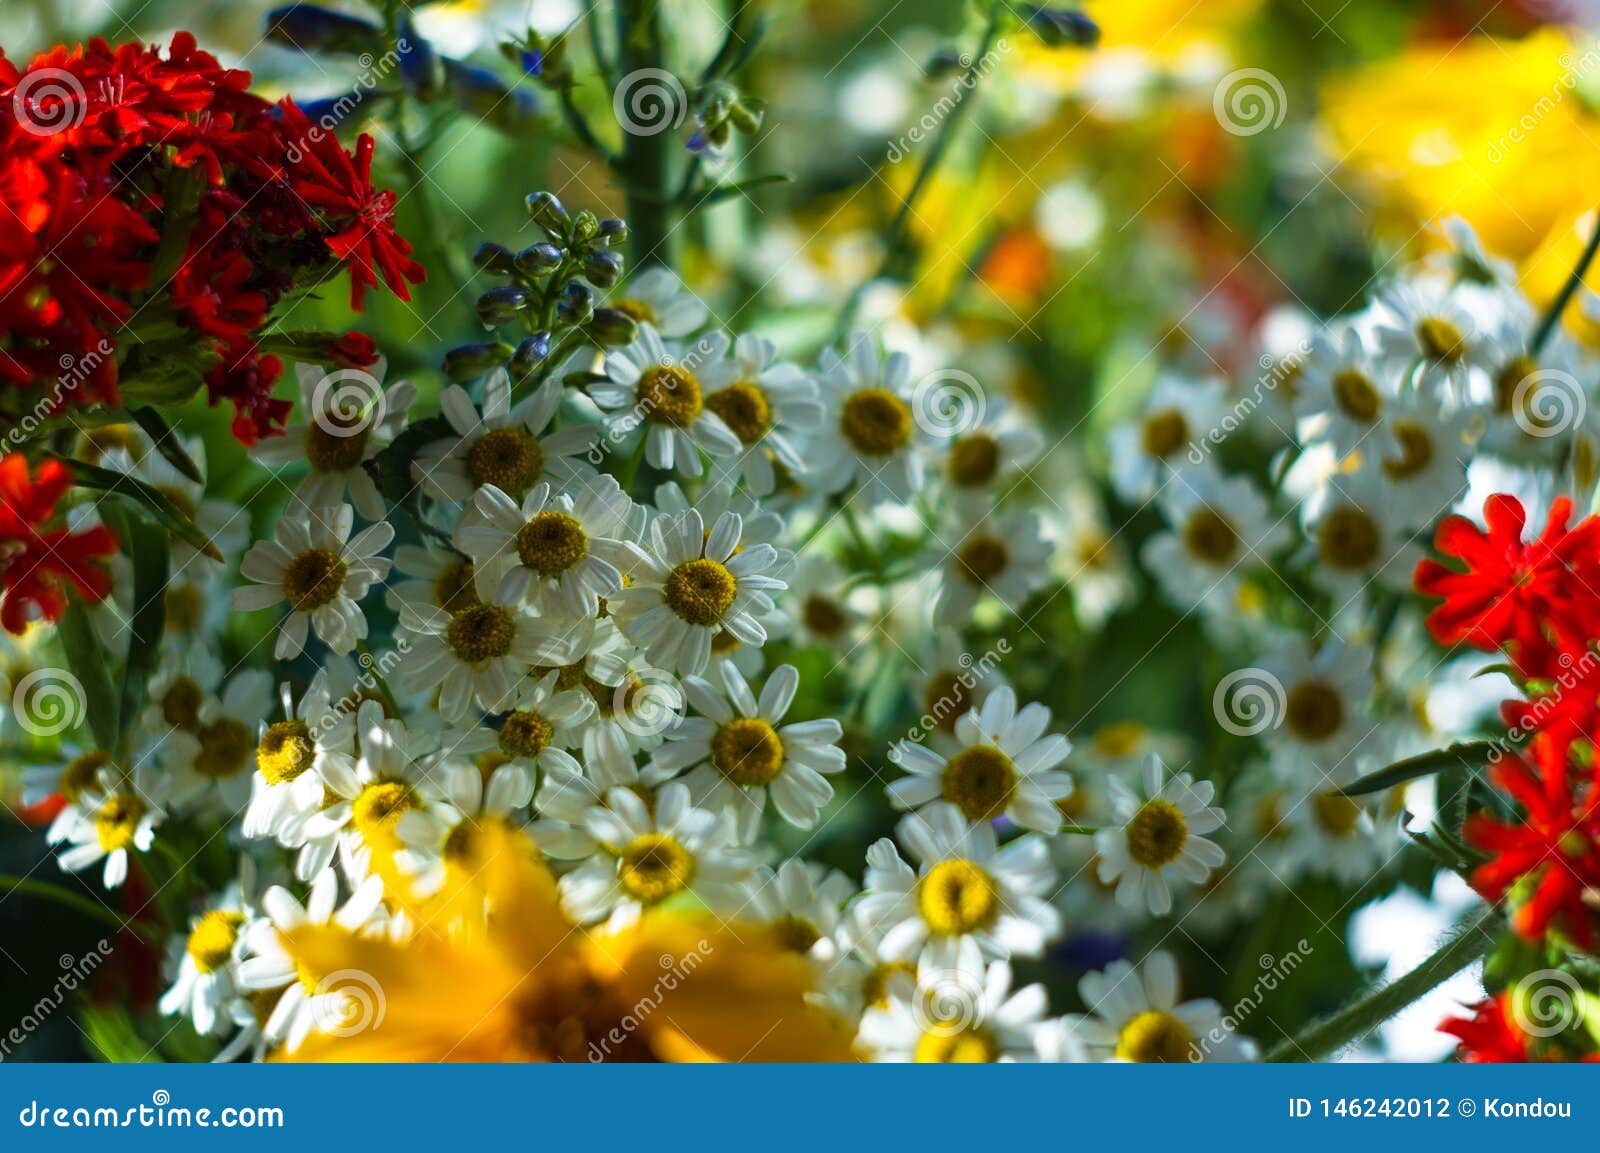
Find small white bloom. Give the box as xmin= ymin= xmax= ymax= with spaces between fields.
xmin=590 ymin=325 xmax=742 ymax=477
xmin=857 ymin=959 xmax=1047 ymax=1062
xmin=1094 ymin=754 xmax=1225 ymax=916
xmin=1063 ymin=950 xmax=1257 ymax=1062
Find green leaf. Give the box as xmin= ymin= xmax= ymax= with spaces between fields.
xmin=55 ymin=601 xmax=119 ymax=751
xmin=49 ymin=454 xmax=221 ymax=561
xmin=372 ymin=414 xmax=453 ymax=517
xmin=79 ymin=1004 xmax=166 ymax=1064
xmin=116 ymin=511 xmax=169 ymax=741
xmin=128 ymin=406 xmax=203 ymax=484
xmin=687 ymin=173 xmax=793 ymax=213
xmin=1336 ymin=739 xmax=1500 ymax=797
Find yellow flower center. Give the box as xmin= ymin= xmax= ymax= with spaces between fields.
xmin=94 ymin=794 xmax=147 ymax=853
xmin=1313 ymin=793 xmax=1361 ymax=837
xmin=1285 ymin=679 xmax=1344 ymax=742
xmin=802 ymin=595 xmax=847 ymax=638
xmin=351 ymin=780 xmax=419 ymax=849
xmin=663 ymin=558 xmax=737 ymax=626
xmin=863 ymin=960 xmax=917 ymax=1009
xmin=616 ymin=833 xmax=695 ymax=904
xmin=1382 ymin=419 xmax=1435 ymax=480
xmin=193 ymin=718 xmax=254 ymax=780
xmin=955 ymin=535 xmax=1009 ymax=585
xmin=917 ymin=858 xmax=999 ymax=936
xmin=637 ymin=365 xmax=703 ymax=428
xmin=1116 ymin=1010 xmax=1195 ymax=1062
xmin=710 ymin=629 xmax=740 ymax=654
xmin=1181 ymin=508 xmax=1238 ymax=564
xmin=1417 ymin=316 xmax=1466 ymax=364
xmin=432 ymin=559 xmax=479 ymax=614
xmin=1494 ymin=355 xmax=1537 ymax=416
xmin=447 ymin=604 xmax=516 ymax=663
xmin=711 ymin=717 xmax=785 ymax=786
xmin=59 ymin=750 xmax=111 ymax=803
xmin=840 ymin=387 xmax=912 ymax=457
xmin=611 ymin=298 xmax=657 ymax=325
xmin=165 ymin=584 xmax=202 ymax=633
xmin=1093 ymin=722 xmax=1146 ymax=758
xmin=705 ymin=381 xmax=773 ymax=444
xmin=187 ymin=910 xmax=245 ymax=974
xmin=516 ymin=510 xmax=589 ymax=576
xmin=923 ymin=670 xmax=974 ymax=734
xmin=468 ymin=427 xmax=543 ymax=493
xmin=1125 ymin=799 xmax=1188 ymax=868
xmin=303 ymin=417 xmax=371 ymax=473
xmin=941 ymin=744 xmax=1017 ymax=821
xmin=161 ymin=676 xmax=204 ymax=731
xmin=499 ymin=709 xmax=555 ymax=758
xmin=770 ymin=915 xmax=822 ymax=953
xmin=914 ymin=1026 xmax=999 ymax=1063
xmin=947 ymin=433 xmax=1000 ymax=487
xmin=1139 ymin=408 xmax=1188 ymax=459
xmin=1316 ymin=505 xmax=1380 ymax=571
xmin=257 ymin=721 xmax=315 ymax=786
xmin=1331 ymin=369 xmax=1381 ymax=422
xmin=282 ymin=548 xmax=348 ymax=611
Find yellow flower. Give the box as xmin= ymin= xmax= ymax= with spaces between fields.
xmin=281 ymin=824 xmax=855 ymax=1062
xmin=1321 ymin=29 xmax=1600 ymax=312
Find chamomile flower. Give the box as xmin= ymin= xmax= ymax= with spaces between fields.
xmin=412 ymin=371 xmax=597 ymax=505
xmin=938 ymin=399 xmax=1046 ymax=508
xmin=235 ymin=871 xmax=387 ymax=1053
xmin=485 ymin=668 xmax=594 ymax=776
xmin=1049 ymin=471 xmax=1134 ymax=629
xmin=784 ymin=553 xmax=864 ymax=652
xmin=1358 ymin=398 xmax=1473 ymax=529
xmin=242 ymin=685 xmax=363 ymax=844
xmin=745 ymin=858 xmax=855 ymax=964
xmin=887 ymin=687 xmax=1072 ymax=833
xmin=1298 ymin=471 xmax=1424 ymax=602
xmin=1276 ymin=788 xmax=1401 ymax=886
xmin=166 ymin=669 xmax=276 ymax=812
xmin=606 ymin=266 xmax=709 ymax=337
xmin=590 ymin=325 xmax=742 ymax=477
xmin=56 ymin=775 xmax=164 ymax=889
xmin=384 ymin=541 xmax=480 ymax=628
xmin=1142 ymin=465 xmax=1288 ymax=615
xmin=607 ymin=507 xmax=787 ymax=675
xmin=1372 ymin=283 xmax=1489 ymax=396
xmin=256 ymin=361 xmax=414 ymax=520
xmin=140 ymin=647 xmax=224 ymax=741
xmin=393 ymin=758 xmax=534 ymax=898
xmin=1093 ymin=754 xmax=1225 ymax=916
xmin=1292 ymin=327 xmax=1393 ymax=453
xmin=904 ymin=629 xmax=1009 ymax=739
xmin=857 ymin=959 xmax=1047 ymax=1063
xmin=853 ymin=803 xmax=1061 ymax=977
xmin=1257 ymin=638 xmax=1380 ymax=786
xmin=1106 ymin=375 xmax=1226 ymax=501
xmin=22 ymin=748 xmax=120 ymax=845
xmin=159 ymin=876 xmax=254 ymax=1036
xmin=927 ymin=508 xmax=1053 ymax=626
xmin=397 ymin=593 xmax=547 ymax=722
xmin=806 ymin=332 xmax=929 ymax=504
xmin=233 ymin=504 xmax=393 ymax=659
xmin=558 ymin=782 xmax=756 ymax=928
xmin=1065 ymin=950 xmax=1257 ymax=1062
xmin=699 ymin=333 xmax=824 ymax=495
xmin=649 ymin=661 xmax=845 ymax=831
xmin=454 ymin=476 xmax=634 ymax=616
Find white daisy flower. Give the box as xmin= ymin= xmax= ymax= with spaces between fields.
xmin=159 ymin=872 xmax=254 ymax=1036
xmin=233 ymin=504 xmax=393 ymax=660
xmin=256 ymin=360 xmax=414 ymax=520
xmin=166 ymin=669 xmax=276 ymax=813
xmin=1106 ymin=375 xmax=1227 ymax=501
xmin=1276 ymin=787 xmax=1402 ymax=886
xmin=485 ymin=668 xmax=594 ymax=776
xmin=904 ymin=628 xmax=1010 ymax=741
xmin=606 ymin=266 xmax=709 ymax=337
xmin=139 ymin=646 xmax=224 ymax=741
xmin=1372 ymin=282 xmax=1489 ymax=396
xmin=806 ymin=331 xmax=928 ymax=503
xmin=384 ymin=541 xmax=481 ymax=628
xmin=745 ymin=858 xmax=855 ymax=964
xmin=1355 ymin=397 xmax=1472 ymax=530
xmin=557 ymin=782 xmax=755 ymax=928
xmin=1291 ymin=327 xmax=1394 ymax=454
xmin=1050 ymin=475 xmax=1134 ymax=629
xmin=688 ymin=333 xmax=824 ymax=495
xmin=22 ymin=748 xmax=121 ymax=846
xmin=649 ymin=660 xmax=845 ymax=831
xmin=242 ymin=683 xmax=364 ymax=845
xmin=784 ymin=553 xmax=864 ymax=652
xmin=1298 ymin=470 xmax=1424 ymax=603
xmin=927 ymin=507 xmax=1054 ymax=626
xmin=1142 ymin=464 xmax=1288 ymax=616
xmin=454 ymin=475 xmax=635 ymax=616
xmin=857 ymin=959 xmax=1048 ymax=1063
xmin=56 ymin=774 xmax=164 ymax=889
xmin=1093 ymin=754 xmax=1225 ymax=916
xmin=1064 ymin=950 xmax=1257 ymax=1062
xmin=393 ymin=758 xmax=534 ymax=899
xmin=235 ymin=871 xmax=387 ymax=1053
xmin=396 ymin=592 xmax=546 ymax=722
xmin=411 ymin=370 xmax=598 ymax=505
xmin=1257 ymin=638 xmax=1380 ymax=786
xmin=887 ymin=686 xmax=1071 ymax=833
xmin=607 ymin=507 xmax=787 ymax=675
xmin=590 ymin=325 xmax=742 ymax=477
xmin=937 ymin=398 xmax=1046 ymax=509
xmin=852 ymin=803 xmax=1061 ymax=977
xmin=1475 ymin=328 xmax=1588 ymax=457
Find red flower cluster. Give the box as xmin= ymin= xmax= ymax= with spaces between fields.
xmin=0 ymin=33 xmax=421 ymax=442
xmin=0 ymin=454 xmax=117 ymax=633
xmin=1415 ymin=493 xmax=1600 ymax=947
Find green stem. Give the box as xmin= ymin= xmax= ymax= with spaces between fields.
xmin=1264 ymin=904 xmax=1501 ymax=1062
xmin=356 ymin=640 xmax=405 ymax=716
xmin=1532 ymin=208 xmax=1600 ymax=355
xmin=0 ymin=875 xmax=160 ymax=943
xmin=616 ymin=0 xmax=676 ymax=267
xmin=831 ymin=4 xmax=1004 ymax=343
xmin=1336 ymin=739 xmax=1500 ymax=798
